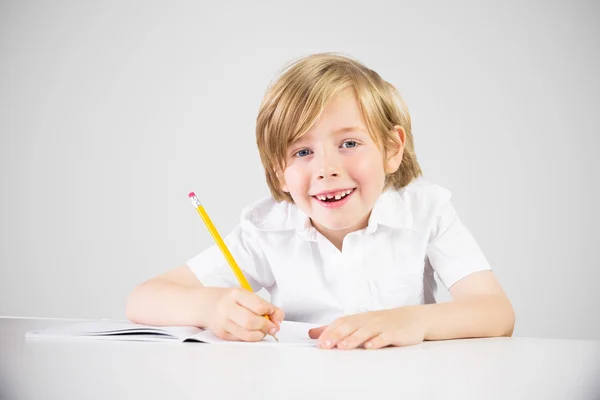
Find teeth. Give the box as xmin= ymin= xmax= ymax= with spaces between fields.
xmin=315 ymin=188 xmax=354 ymax=201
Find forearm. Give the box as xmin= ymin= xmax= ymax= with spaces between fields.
xmin=126 ymin=278 xmax=221 ymax=328
xmin=414 ymin=294 xmax=515 ymax=341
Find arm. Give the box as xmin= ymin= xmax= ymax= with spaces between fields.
xmin=126 ymin=265 xmax=284 ymax=341
xmin=420 ymin=192 xmax=515 ymax=339
xmin=125 ymin=265 xmax=221 ymax=328
xmin=310 ymin=270 xmax=515 ymax=349
xmin=418 ymin=270 xmax=515 ymax=340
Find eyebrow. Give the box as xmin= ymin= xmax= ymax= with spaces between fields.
xmin=291 ymin=126 xmax=368 ymax=149
xmin=333 ymin=126 xmax=367 ymax=134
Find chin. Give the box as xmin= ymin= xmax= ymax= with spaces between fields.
xmin=316 ymin=218 xmax=361 ymax=231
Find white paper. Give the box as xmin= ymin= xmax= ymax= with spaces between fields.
xmin=26 ymin=320 xmax=320 ymax=346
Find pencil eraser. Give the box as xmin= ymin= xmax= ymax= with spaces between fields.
xmin=188 ymin=192 xmax=196 ymax=198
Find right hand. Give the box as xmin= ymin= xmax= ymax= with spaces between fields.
xmin=208 ymin=288 xmax=284 ymax=342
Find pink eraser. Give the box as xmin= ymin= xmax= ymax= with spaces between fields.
xmin=188 ymin=192 xmax=196 ymax=198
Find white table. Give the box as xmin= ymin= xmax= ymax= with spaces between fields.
xmin=1 ymin=317 xmax=599 ymax=400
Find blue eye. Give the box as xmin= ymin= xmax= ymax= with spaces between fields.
xmin=341 ymin=140 xmax=358 ymax=148
xmin=295 ymin=149 xmax=312 ymax=157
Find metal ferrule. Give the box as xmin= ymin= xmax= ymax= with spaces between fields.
xmin=189 ymin=195 xmax=202 ymax=208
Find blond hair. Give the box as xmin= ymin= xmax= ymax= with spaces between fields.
xmin=256 ymin=52 xmax=422 ymax=203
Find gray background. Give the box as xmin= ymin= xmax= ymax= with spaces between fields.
xmin=1 ymin=1 xmax=598 ymax=340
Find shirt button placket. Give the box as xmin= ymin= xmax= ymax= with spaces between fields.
xmin=356 ymin=233 xmax=372 ymax=313
xmin=341 ymin=233 xmax=371 ymax=314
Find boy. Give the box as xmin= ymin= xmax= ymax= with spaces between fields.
xmin=127 ymin=53 xmax=515 ymax=350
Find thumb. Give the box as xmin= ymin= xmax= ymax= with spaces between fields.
xmin=308 ymin=325 xmax=327 ymax=339
xmin=269 ymin=306 xmax=285 ymax=329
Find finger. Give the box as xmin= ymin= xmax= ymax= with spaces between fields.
xmin=316 ymin=319 xmax=343 ymax=347
xmin=224 ymin=319 xmax=267 ymax=342
xmin=336 ymin=327 xmax=379 ymax=350
xmin=319 ymin=320 xmax=358 ymax=349
xmin=229 ymin=304 xmax=276 ymax=334
xmin=366 ymin=330 xmax=423 ymax=349
xmin=364 ymin=332 xmax=393 ymax=350
xmin=234 ymin=290 xmax=277 ymax=317
xmin=364 ymin=333 xmax=390 ymax=350
xmin=308 ymin=326 xmax=327 ymax=339
xmin=268 ymin=307 xmax=285 ymax=330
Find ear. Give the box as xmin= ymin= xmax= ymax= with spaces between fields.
xmin=384 ymin=125 xmax=406 ymax=174
xmin=275 ymin=169 xmax=289 ymax=193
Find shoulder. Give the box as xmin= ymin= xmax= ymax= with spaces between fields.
xmin=399 ymin=177 xmax=451 ymax=204
xmin=394 ymin=177 xmax=453 ymax=222
xmin=239 ymin=195 xmax=301 ymax=232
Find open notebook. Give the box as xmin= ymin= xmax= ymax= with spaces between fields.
xmin=26 ymin=320 xmax=320 ymax=347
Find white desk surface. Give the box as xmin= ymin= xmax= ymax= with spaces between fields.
xmin=1 ymin=317 xmax=599 ymax=400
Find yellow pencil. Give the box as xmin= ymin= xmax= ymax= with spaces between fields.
xmin=188 ymin=192 xmax=278 ymax=342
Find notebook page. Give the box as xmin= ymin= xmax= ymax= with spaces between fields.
xmin=26 ymin=320 xmax=202 ymax=341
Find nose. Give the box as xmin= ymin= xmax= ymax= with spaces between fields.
xmin=315 ymin=150 xmax=340 ymax=180
xmin=318 ymin=167 xmax=339 ymax=180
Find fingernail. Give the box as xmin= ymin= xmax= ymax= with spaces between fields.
xmin=325 ymin=340 xmax=332 ymax=348
xmin=365 ymin=342 xmax=373 ymax=349
xmin=269 ymin=308 xmax=274 ymax=314
xmin=269 ymin=328 xmax=276 ymax=335
xmin=339 ymin=341 xmax=347 ymax=348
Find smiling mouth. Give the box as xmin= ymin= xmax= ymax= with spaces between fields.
xmin=312 ymin=188 xmax=356 ymax=203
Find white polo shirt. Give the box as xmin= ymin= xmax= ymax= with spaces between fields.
xmin=187 ymin=178 xmax=492 ymax=325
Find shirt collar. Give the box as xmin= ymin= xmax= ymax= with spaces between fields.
xmin=293 ymin=187 xmax=412 ymax=240
xmin=249 ymin=187 xmax=412 ymax=240
xmin=294 ymin=209 xmax=318 ymax=241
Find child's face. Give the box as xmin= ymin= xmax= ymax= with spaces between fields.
xmin=278 ymin=88 xmax=404 ymax=235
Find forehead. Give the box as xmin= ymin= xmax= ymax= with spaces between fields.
xmin=302 ymin=88 xmax=367 ymax=139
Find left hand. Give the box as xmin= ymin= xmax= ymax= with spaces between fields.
xmin=308 ymin=306 xmax=427 ymax=350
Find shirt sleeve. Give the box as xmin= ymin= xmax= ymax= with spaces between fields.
xmin=186 ymin=213 xmax=274 ymax=292
xmin=426 ymin=196 xmax=492 ymax=289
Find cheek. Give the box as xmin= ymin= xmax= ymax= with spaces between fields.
xmin=283 ymin=166 xmax=309 ymax=193
xmin=347 ymin=151 xmax=386 ymax=182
